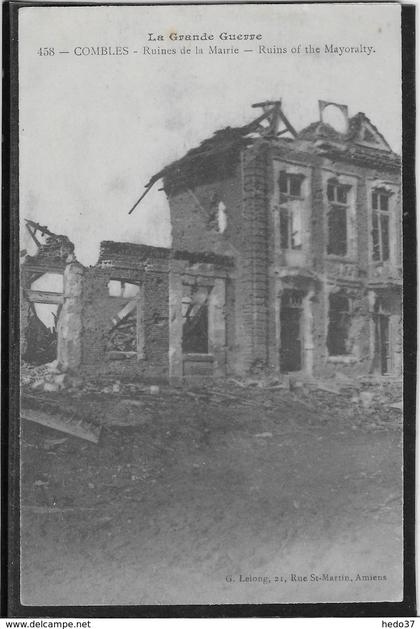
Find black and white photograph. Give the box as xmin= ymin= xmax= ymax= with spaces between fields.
xmin=9 ymin=1 xmax=411 ymax=611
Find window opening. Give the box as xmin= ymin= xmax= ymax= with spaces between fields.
xmin=23 ymin=272 xmax=63 ymax=365
xmin=108 ymin=280 xmax=140 ymax=298
xmin=106 ymin=282 xmax=141 ymax=357
xmin=279 ymin=172 xmax=304 ymax=250
xmin=279 ymin=172 xmax=303 ymax=198
xmin=106 ymin=307 xmax=137 ymax=353
xmin=23 ymin=303 xmax=60 ymax=365
xmin=182 ymin=285 xmax=211 ymax=354
xmin=326 ymin=181 xmax=350 ymax=257
xmin=280 ymin=290 xmax=303 ymax=372
xmin=371 ymin=190 xmax=390 ymax=262
xmin=327 ymin=292 xmax=352 ymax=356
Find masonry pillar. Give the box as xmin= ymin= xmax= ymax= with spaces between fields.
xmin=57 ymin=255 xmax=84 ymax=372
xmin=168 ymin=262 xmax=184 ymax=382
xmin=302 ymin=287 xmax=315 ymax=375
xmin=391 ymin=313 xmax=402 ymax=376
xmin=208 ymin=278 xmax=226 ymax=377
xmin=266 ymin=274 xmax=279 ymax=373
xmin=240 ymin=143 xmax=269 ymax=370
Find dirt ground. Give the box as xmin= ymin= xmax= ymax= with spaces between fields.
xmin=20 ymin=376 xmax=403 ymax=606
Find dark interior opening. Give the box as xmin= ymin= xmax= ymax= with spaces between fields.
xmin=327 ymin=293 xmax=351 ymax=356
xmin=182 ymin=303 xmax=208 ymax=354
xmin=23 ymin=305 xmax=58 ymax=365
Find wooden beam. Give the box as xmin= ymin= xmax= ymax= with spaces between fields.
xmin=128 ymin=108 xmax=276 ymax=215
xmin=278 ymin=108 xmax=298 ymax=137
xmin=128 ymin=184 xmax=154 ymax=215
xmin=22 ymin=408 xmax=101 ymax=444
xmin=111 ymin=299 xmax=137 ymax=327
xmin=24 ymin=289 xmax=64 ymax=304
xmin=252 ymin=100 xmax=282 ymax=109
xmin=22 ymin=264 xmax=65 ymax=274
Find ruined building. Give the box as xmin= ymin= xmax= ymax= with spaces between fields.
xmin=21 ymin=100 xmax=402 ymax=381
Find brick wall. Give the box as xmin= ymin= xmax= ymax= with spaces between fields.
xmin=239 ymin=142 xmax=270 ymax=371
xmin=168 ymin=169 xmax=243 ymax=258
xmin=80 ymin=261 xmax=170 ymax=377
xmin=143 ymin=271 xmax=169 ymax=365
xmin=81 ymin=267 xmax=113 ymax=365
xmin=164 ymin=134 xmax=401 ymax=378
xmin=165 ymin=140 xmax=272 ymax=374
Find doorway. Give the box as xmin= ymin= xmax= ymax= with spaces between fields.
xmin=280 ymin=290 xmax=303 ymax=372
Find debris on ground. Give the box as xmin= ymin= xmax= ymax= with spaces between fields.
xmin=359 ymin=391 xmax=375 ymax=409
xmin=388 ymin=401 xmax=403 ymax=411
xmin=20 ymin=378 xmax=403 ymax=605
xmin=20 ymin=361 xmax=403 ymax=439
xmin=21 ymin=393 xmax=102 ymax=443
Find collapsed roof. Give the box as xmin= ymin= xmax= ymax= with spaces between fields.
xmin=129 ymin=99 xmax=400 ymax=214
xmin=23 ymin=219 xmax=75 ymax=268
xmin=129 ymin=100 xmax=297 ymax=213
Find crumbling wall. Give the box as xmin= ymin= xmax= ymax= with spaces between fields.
xmin=20 ymin=224 xmax=71 ymax=365
xmin=317 ymin=286 xmax=372 ymax=378
xmin=81 ymin=267 xmax=113 ymax=365
xmin=143 ymin=271 xmax=169 ymax=366
xmin=79 ymin=259 xmax=169 ymax=378
xmin=165 ymin=143 xmax=270 ymax=375
xmin=167 ymin=166 xmax=243 ymax=258
xmin=168 ymin=258 xmax=229 ymax=382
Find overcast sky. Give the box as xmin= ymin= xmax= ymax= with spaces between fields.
xmin=19 ymin=3 xmax=401 ymax=266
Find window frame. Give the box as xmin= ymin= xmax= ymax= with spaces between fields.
xmin=107 ymin=279 xmax=141 ymax=298
xmin=371 ymin=188 xmax=391 ymax=263
xmin=278 ymin=171 xmax=305 ymax=251
xmin=181 ymin=284 xmax=212 ymax=356
xmin=105 ymin=278 xmax=144 ymax=360
xmin=279 ymin=171 xmax=304 ymax=199
xmin=327 ymin=292 xmax=353 ymax=358
xmin=326 ymin=180 xmax=351 ymax=258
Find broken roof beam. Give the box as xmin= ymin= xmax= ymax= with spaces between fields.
xmin=25 ymin=218 xmax=56 ymax=238
xmin=277 ymin=107 xmax=297 ymax=138
xmin=128 ymin=108 xmax=278 ymax=215
xmin=252 ymin=100 xmax=297 ymax=138
xmin=128 ymin=183 xmax=155 ymax=215
xmin=24 ymin=289 xmax=64 ymax=305
xmin=128 ymin=102 xmax=297 ymax=215
xmin=111 ymin=299 xmax=137 ymax=328
xmin=252 ymin=99 xmax=282 ymax=109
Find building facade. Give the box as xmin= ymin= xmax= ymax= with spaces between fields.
xmin=21 ymin=100 xmax=402 ymax=381
xmin=160 ymin=100 xmax=402 ymax=379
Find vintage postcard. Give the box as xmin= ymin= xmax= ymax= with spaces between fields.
xmin=11 ymin=0 xmax=411 ymax=611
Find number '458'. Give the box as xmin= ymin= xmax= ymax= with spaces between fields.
xmin=37 ymin=47 xmax=55 ymax=56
